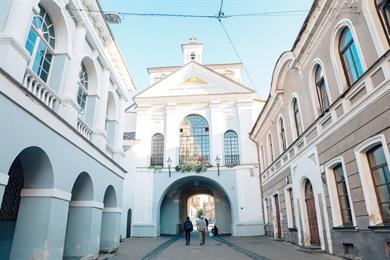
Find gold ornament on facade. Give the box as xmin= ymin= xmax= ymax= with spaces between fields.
xmin=181 ymin=76 xmax=207 ymax=85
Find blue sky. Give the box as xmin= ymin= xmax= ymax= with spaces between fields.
xmin=100 ymin=0 xmax=313 ymax=98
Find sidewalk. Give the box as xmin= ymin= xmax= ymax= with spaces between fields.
xmin=113 ymin=236 xmax=171 ymax=260
xmin=222 ymin=236 xmax=340 ymax=260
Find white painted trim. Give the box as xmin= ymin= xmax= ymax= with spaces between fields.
xmin=70 ymin=200 xmax=104 ymax=209
xmin=0 ymin=173 xmax=9 ymax=186
xmin=362 ymin=0 xmax=388 ymax=56
xmin=354 ymin=134 xmax=390 ymax=225
xmin=284 ymin=185 xmax=295 ymax=229
xmin=103 ymin=207 xmax=122 ymax=213
xmin=20 ymin=188 xmax=72 ymax=201
xmin=324 ymin=157 xmax=357 ymax=227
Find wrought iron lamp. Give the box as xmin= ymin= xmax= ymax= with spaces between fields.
xmin=215 ymin=156 xmax=221 ymax=176
xmin=167 ymin=157 xmax=172 ymax=177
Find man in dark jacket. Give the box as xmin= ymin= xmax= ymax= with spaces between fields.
xmin=183 ymin=216 xmax=193 ymax=245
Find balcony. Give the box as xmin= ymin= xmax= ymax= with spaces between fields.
xmin=22 ymin=68 xmax=59 ymax=111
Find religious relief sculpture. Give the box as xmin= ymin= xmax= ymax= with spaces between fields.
xmin=181 ymin=76 xmax=207 ymax=85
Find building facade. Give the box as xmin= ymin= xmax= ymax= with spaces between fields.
xmin=123 ymin=39 xmax=265 ymax=238
xmin=0 ymin=0 xmax=135 ymax=259
xmin=250 ymin=0 xmax=390 ymax=259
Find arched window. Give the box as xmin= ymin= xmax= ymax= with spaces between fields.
xmin=376 ymin=0 xmax=390 ymax=37
xmin=314 ymin=65 xmax=330 ymax=112
xmin=224 ymin=130 xmax=239 ymax=166
xmin=292 ymin=98 xmax=303 ymax=137
xmin=179 ymin=115 xmax=209 ymax=165
xmin=339 ymin=27 xmax=364 ymax=85
xmin=76 ymin=64 xmax=88 ymax=119
xmin=190 ymin=53 xmax=196 ymax=60
xmin=279 ymin=118 xmax=287 ymax=152
xmin=268 ymin=134 xmax=274 ymax=163
xmin=25 ymin=4 xmax=55 ymax=82
xmin=150 ymin=133 xmax=164 ymax=166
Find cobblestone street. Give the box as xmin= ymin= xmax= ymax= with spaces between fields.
xmin=113 ymin=233 xmax=341 ymax=260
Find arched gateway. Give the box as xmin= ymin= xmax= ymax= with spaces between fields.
xmin=158 ymin=176 xmax=232 ymax=235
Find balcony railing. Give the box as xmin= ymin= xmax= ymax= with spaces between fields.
xmin=22 ymin=68 xmax=59 ymax=110
xmin=77 ymin=118 xmax=93 ymax=140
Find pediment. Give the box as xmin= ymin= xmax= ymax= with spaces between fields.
xmin=134 ymin=62 xmax=254 ymax=99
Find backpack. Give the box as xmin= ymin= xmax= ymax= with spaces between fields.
xmin=184 ymin=221 xmax=193 ymax=232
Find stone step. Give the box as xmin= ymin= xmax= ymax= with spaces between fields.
xmin=296 ymin=245 xmax=325 ymax=254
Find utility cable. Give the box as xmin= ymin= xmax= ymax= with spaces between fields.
xmin=218 ymin=19 xmax=257 ymax=91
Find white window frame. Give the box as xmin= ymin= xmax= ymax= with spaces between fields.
xmin=324 ymin=157 xmax=356 ymax=227
xmin=354 ymin=134 xmax=390 ymax=225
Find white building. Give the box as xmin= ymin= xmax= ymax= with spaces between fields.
xmin=0 ymin=0 xmax=135 ymax=259
xmin=122 ymin=38 xmax=265 ymax=237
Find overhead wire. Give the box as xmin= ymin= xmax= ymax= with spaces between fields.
xmin=218 ymin=19 xmax=256 ymax=91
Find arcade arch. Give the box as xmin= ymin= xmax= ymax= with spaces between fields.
xmin=158 ymin=176 xmax=232 ymax=236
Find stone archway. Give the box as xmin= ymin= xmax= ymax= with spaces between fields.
xmin=64 ymin=172 xmax=99 ymax=259
xmin=100 ymin=185 xmax=120 ymax=253
xmin=158 ymin=176 xmax=232 ymax=235
xmin=0 ymin=146 xmax=54 ymax=259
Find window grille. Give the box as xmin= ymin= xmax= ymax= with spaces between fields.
xmin=224 ymin=130 xmax=239 ymax=166
xmin=179 ymin=115 xmax=210 ymax=165
xmin=150 ymin=133 xmax=164 ymax=166
xmin=76 ymin=64 xmax=88 ymax=119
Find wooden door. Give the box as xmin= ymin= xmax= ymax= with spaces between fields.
xmin=126 ymin=209 xmax=132 ymax=238
xmin=305 ymin=180 xmax=320 ymax=245
xmin=274 ymin=194 xmax=282 ymax=239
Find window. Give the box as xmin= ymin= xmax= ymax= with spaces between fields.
xmin=268 ymin=134 xmax=274 ymax=163
xmin=179 ymin=115 xmax=210 ymax=165
xmin=376 ymin=0 xmax=390 ymax=37
xmin=334 ymin=164 xmax=353 ymax=225
xmin=224 ymin=130 xmax=239 ymax=166
xmin=339 ymin=27 xmax=364 ymax=85
xmin=279 ymin=118 xmax=287 ymax=152
xmin=314 ymin=65 xmax=330 ymax=112
xmin=190 ymin=53 xmax=196 ymax=60
xmin=76 ymin=64 xmax=88 ymax=119
xmin=25 ymin=4 xmax=55 ymax=82
xmin=367 ymin=145 xmax=390 ymax=223
xmin=292 ymin=98 xmax=303 ymax=137
xmin=287 ymin=188 xmax=296 ymax=228
xmin=150 ymin=133 xmax=164 ymax=166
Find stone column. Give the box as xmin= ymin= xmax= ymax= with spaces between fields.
xmin=237 ymin=102 xmax=256 ymax=164
xmin=113 ymin=96 xmax=126 ymax=164
xmin=0 ymin=0 xmax=39 ymax=82
xmin=57 ymin=23 xmax=87 ymax=128
xmin=91 ymin=68 xmax=110 ymax=151
xmin=9 ymin=188 xmax=71 ymax=260
xmin=63 ymin=201 xmax=103 ymax=259
xmin=100 ymin=208 xmax=121 ymax=253
xmin=165 ymin=104 xmax=179 ymax=166
xmin=0 ymin=173 xmax=9 ymax=202
xmin=209 ymin=102 xmax=224 ymax=165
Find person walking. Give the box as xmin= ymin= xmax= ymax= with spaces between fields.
xmin=196 ymin=215 xmax=206 ymax=245
xmin=183 ymin=216 xmax=193 ymax=246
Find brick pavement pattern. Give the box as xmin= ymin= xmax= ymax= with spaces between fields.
xmin=113 ymin=233 xmax=341 ymax=260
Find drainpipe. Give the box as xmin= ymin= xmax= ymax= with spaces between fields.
xmin=248 ymin=134 xmax=266 ymax=233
